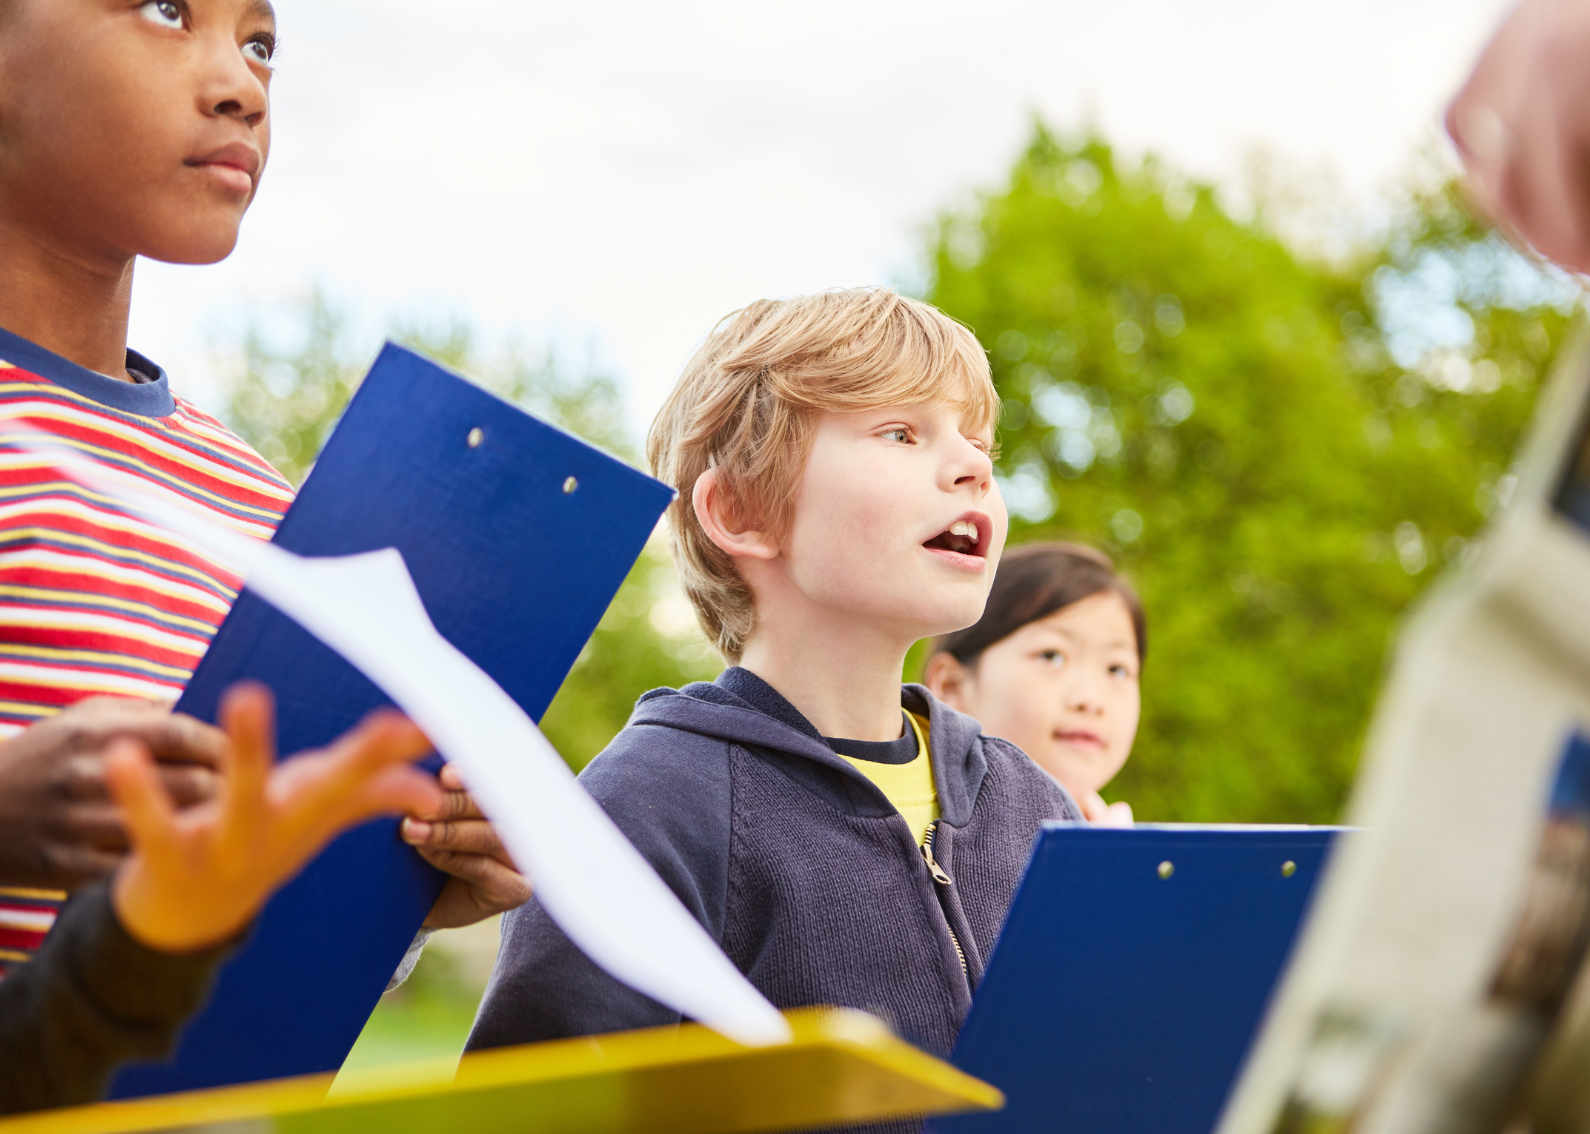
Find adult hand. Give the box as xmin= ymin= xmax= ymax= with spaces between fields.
xmin=402 ymin=764 xmax=532 ymax=929
xmin=1447 ymin=0 xmax=1590 ymax=274
xmin=106 ymin=682 xmax=443 ymax=954
xmin=0 ymin=698 xmax=226 ymax=891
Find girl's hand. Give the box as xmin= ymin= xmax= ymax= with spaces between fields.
xmin=1081 ymin=790 xmax=1134 ymax=828
xmin=105 ymin=682 xmax=443 ymax=954
xmin=402 ymin=764 xmax=532 ymax=929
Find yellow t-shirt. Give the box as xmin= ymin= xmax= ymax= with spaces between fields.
xmin=837 ymin=711 xmax=940 ymax=845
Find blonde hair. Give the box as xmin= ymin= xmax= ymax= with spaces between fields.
xmin=646 ymin=287 xmax=998 ymax=662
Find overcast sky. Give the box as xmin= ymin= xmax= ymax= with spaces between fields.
xmin=129 ymin=0 xmax=1514 ymax=434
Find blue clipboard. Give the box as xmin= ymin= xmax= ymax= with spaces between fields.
xmin=110 ymin=343 xmax=674 ymax=1098
xmin=932 ymin=824 xmax=1339 ymax=1134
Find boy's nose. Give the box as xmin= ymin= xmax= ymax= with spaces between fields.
xmin=946 ymin=440 xmax=995 ymax=494
xmin=199 ymin=42 xmax=268 ymax=127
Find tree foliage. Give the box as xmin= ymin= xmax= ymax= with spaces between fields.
xmin=923 ymin=125 xmax=1575 ymax=822
xmin=217 ymin=127 xmax=1576 ymax=825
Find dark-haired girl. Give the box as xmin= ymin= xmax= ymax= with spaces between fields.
xmin=924 ymin=542 xmax=1145 ymax=826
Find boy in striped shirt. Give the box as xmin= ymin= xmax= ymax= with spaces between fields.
xmin=0 ymin=0 xmax=528 ymax=972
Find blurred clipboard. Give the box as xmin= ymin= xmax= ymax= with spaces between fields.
xmin=109 ymin=343 xmax=674 ymax=1099
xmin=2 ymin=1009 xmax=1000 ymax=1134
xmin=931 ymin=824 xmax=1340 ymax=1134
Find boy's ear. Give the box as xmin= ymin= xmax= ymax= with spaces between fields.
xmin=923 ymin=651 xmax=971 ymax=710
xmin=692 ymin=468 xmax=779 ymax=561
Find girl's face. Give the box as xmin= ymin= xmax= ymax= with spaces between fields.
xmin=928 ymin=591 xmax=1141 ymax=798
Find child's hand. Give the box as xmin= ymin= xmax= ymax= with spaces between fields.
xmin=105 ymin=683 xmax=443 ymax=954
xmin=0 ymin=697 xmax=226 ymax=890
xmin=401 ymin=764 xmax=532 ymax=929
xmin=1080 ymin=790 xmax=1134 ymax=828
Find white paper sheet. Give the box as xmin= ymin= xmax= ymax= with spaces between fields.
xmin=23 ymin=433 xmax=791 ymax=1048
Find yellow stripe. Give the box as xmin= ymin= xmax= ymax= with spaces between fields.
xmin=0 ymin=700 xmax=64 ymax=719
xmin=0 ymin=643 xmax=193 ymax=680
xmin=0 ymin=383 xmax=287 ymax=492
xmin=0 ymin=541 xmax=234 ymax=613
xmin=0 ymin=416 xmax=290 ymax=518
xmin=0 ymin=887 xmax=66 ymax=902
xmin=0 ymin=950 xmax=33 ymax=963
xmin=0 ymin=461 xmax=280 ymax=544
xmin=0 ymin=490 xmax=271 ymax=550
xmin=0 ymin=522 xmax=239 ymax=604
xmin=0 ymin=419 xmax=286 ymax=512
xmin=0 ymin=547 xmax=232 ymax=610
xmin=0 ymin=486 xmax=259 ymax=580
xmin=0 ymin=608 xmax=210 ymax=655
xmin=0 ymin=662 xmax=175 ymax=697
xmin=0 ymin=584 xmax=216 ymax=635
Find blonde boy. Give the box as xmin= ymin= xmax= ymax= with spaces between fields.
xmin=470 ymin=290 xmax=1080 ymax=1082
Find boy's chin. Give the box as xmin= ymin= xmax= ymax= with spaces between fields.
xmin=143 ymin=224 xmax=244 ymax=267
xmin=907 ymin=599 xmax=995 ymax=640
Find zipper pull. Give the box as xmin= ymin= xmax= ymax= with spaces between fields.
xmin=922 ymin=822 xmax=953 ymax=885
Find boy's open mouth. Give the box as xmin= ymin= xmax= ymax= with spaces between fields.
xmin=923 ymin=517 xmax=987 ymax=559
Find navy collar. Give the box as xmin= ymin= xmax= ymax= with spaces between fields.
xmin=0 ymin=324 xmax=176 ymax=418
xmin=716 ymin=666 xmax=917 ymax=764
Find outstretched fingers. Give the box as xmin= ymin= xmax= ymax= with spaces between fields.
xmin=277 ymin=710 xmax=441 ymax=841
xmin=102 ymin=738 xmax=178 ymax=858
xmin=217 ymin=682 xmax=276 ymax=839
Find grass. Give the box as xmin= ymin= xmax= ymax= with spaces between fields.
xmin=338 ymin=932 xmax=494 ymax=1074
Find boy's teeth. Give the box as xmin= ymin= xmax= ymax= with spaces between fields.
xmin=949 ymin=520 xmax=978 ymax=540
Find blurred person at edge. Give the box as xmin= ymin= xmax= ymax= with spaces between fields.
xmin=924 ymin=543 xmax=1144 ymax=827
xmin=1449 ymin=0 xmax=1590 ymax=275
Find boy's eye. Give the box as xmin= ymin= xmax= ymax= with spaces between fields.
xmin=881 ymin=428 xmax=912 ymax=444
xmin=138 ymin=1 xmax=183 ymax=29
xmin=1038 ymin=649 xmax=1066 ymax=666
xmin=243 ymin=36 xmax=275 ymax=65
xmin=1109 ymin=663 xmax=1134 ymax=680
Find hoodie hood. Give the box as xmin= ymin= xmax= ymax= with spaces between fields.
xmin=628 ymin=668 xmax=989 ymax=827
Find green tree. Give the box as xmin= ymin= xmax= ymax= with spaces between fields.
xmin=216 ymin=292 xmax=719 ymax=772
xmin=923 ymin=126 xmax=1574 ymax=823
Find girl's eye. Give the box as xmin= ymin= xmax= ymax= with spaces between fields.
xmin=1109 ymin=663 xmax=1136 ymax=680
xmin=138 ymin=1 xmax=183 ymax=29
xmin=881 ymin=428 xmax=911 ymax=444
xmin=1038 ymin=649 xmax=1066 ymax=666
xmin=243 ymin=36 xmax=274 ymax=65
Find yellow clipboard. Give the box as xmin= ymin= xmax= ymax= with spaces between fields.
xmin=0 ymin=1008 xmax=1001 ymax=1134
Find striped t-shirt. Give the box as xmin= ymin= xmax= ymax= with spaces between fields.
xmin=0 ymin=326 xmax=292 ymax=973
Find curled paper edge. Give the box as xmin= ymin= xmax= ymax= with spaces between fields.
xmin=7 ymin=427 xmax=791 ymax=1048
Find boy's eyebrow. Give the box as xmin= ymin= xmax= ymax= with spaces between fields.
xmin=245 ymin=0 xmax=277 ymax=26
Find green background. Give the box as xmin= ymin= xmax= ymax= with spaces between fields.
xmin=213 ymin=124 xmax=1574 ymax=1071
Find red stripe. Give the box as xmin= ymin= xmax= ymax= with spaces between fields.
xmin=0 ymin=367 xmax=289 ymax=723
xmin=0 ymin=567 xmax=229 ymax=622
xmin=0 ymin=624 xmax=205 ymax=667
xmin=0 ymin=926 xmax=49 ymax=951
xmin=0 ymin=393 xmax=289 ymax=502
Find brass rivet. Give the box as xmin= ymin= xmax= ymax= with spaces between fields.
xmin=467 ymin=427 xmax=484 ymax=448
xmin=1157 ymin=860 xmax=1174 ymax=880
xmin=563 ymin=476 xmax=578 ymax=494
xmin=1282 ymin=860 xmax=1297 ymax=878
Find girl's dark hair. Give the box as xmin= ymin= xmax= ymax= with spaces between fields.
xmin=935 ymin=542 xmax=1147 ymax=665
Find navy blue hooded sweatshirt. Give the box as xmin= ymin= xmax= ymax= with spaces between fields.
xmin=468 ymin=668 xmax=1080 ymax=1075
